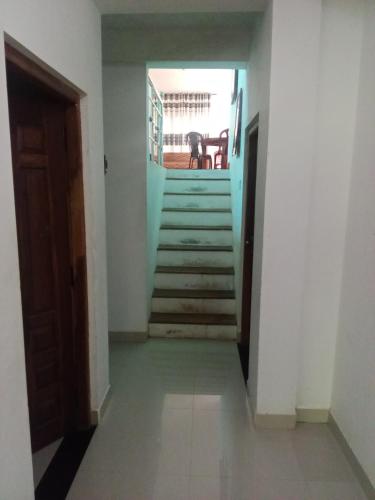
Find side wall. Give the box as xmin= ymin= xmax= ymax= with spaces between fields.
xmin=245 ymin=4 xmax=273 ymax=409
xmin=331 ymin=0 xmax=375 ymax=486
xmin=255 ymin=0 xmax=322 ymax=416
xmin=0 ymin=0 xmax=108 ymax=497
xmin=297 ymin=0 xmax=364 ymax=411
xmin=147 ymin=161 xmax=166 ymax=311
xmin=229 ymin=69 xmax=249 ymax=332
xmin=103 ymin=64 xmax=149 ymax=335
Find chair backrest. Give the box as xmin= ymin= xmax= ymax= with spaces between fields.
xmin=219 ymin=128 xmax=229 ymax=154
xmin=186 ymin=131 xmax=203 ymax=157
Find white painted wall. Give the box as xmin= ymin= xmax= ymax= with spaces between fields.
xmin=254 ymin=0 xmax=322 ymax=416
xmin=244 ymin=3 xmax=273 ymax=409
xmin=103 ymin=64 xmax=150 ymax=334
xmin=228 ymin=69 xmax=249 ymax=334
xmin=96 ymin=0 xmax=266 ymax=14
xmin=331 ymin=0 xmax=375 ymax=485
xmin=0 ymin=0 xmax=108 ymax=497
xmin=102 ymin=25 xmax=255 ymax=64
xmin=297 ymin=0 xmax=364 ymax=411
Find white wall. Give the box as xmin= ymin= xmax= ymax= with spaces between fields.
xmin=331 ymin=0 xmax=375 ymax=486
xmin=96 ymin=0 xmax=266 ymax=14
xmin=297 ymin=0 xmax=364 ymax=411
xmin=253 ymin=0 xmax=322 ymax=416
xmin=103 ymin=64 xmax=149 ymax=334
xmin=102 ymin=25 xmax=255 ymax=64
xmin=0 ymin=0 xmax=108 ymax=497
xmin=244 ymin=3 xmax=273 ymax=409
xmin=228 ymin=69 xmax=249 ymax=333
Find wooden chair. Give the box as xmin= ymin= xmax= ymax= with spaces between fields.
xmin=186 ymin=131 xmax=212 ymax=169
xmin=214 ymin=128 xmax=229 ymax=169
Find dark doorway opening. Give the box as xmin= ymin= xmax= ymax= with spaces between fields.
xmin=238 ymin=114 xmax=259 ymax=382
xmin=5 ymin=43 xmax=91 ymax=454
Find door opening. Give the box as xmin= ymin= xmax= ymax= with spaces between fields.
xmin=239 ymin=114 xmax=259 ymax=382
xmin=5 ymin=43 xmax=91 ymax=452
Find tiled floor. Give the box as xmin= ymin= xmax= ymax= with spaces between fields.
xmin=68 ymin=340 xmax=366 ymax=499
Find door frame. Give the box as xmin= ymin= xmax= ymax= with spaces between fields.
xmin=239 ymin=113 xmax=260 ymax=380
xmin=5 ymin=42 xmax=91 ymax=431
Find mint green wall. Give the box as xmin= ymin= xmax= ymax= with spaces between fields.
xmin=147 ymin=161 xmax=166 ymax=313
xmin=229 ymin=69 xmax=249 ymax=330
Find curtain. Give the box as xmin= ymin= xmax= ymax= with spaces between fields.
xmin=162 ymin=93 xmax=211 ymax=152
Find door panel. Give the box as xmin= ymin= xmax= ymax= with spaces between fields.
xmin=240 ymin=125 xmax=259 ymax=381
xmin=9 ymin=92 xmax=74 ymax=452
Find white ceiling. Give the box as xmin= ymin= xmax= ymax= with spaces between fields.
xmin=95 ymin=0 xmax=267 ymax=15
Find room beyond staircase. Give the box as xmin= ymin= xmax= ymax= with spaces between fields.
xmin=149 ymin=169 xmax=237 ymax=340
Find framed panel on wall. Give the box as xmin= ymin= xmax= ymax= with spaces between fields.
xmin=231 ymin=69 xmax=239 ymax=105
xmin=232 ymin=88 xmax=243 ymax=157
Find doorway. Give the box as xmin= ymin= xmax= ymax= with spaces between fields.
xmin=239 ymin=114 xmax=259 ymax=381
xmin=5 ymin=44 xmax=90 ymax=453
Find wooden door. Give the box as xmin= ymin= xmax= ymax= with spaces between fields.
xmin=8 ymin=85 xmax=75 ymax=452
xmin=239 ymin=120 xmax=259 ymax=381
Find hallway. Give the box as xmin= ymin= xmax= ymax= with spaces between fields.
xmin=67 ymin=340 xmax=365 ymax=500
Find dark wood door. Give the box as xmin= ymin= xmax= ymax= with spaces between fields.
xmin=239 ymin=123 xmax=259 ymax=381
xmin=8 ymin=86 xmax=75 ymax=452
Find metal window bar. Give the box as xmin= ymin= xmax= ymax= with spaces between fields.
xmin=148 ymin=77 xmax=163 ymax=166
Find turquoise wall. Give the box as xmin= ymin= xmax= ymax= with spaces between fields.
xmin=229 ymin=69 xmax=249 ymax=329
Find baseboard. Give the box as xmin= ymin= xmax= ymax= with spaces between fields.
xmin=296 ymin=408 xmax=330 ymax=423
xmin=90 ymin=385 xmax=111 ymax=425
xmin=109 ymin=331 xmax=148 ymax=342
xmin=328 ymin=413 xmax=375 ymax=499
xmin=254 ymin=413 xmax=296 ymax=429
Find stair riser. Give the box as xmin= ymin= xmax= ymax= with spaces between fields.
xmin=163 ymin=194 xmax=231 ymax=210
xmin=161 ymin=211 xmax=232 ymax=226
xmin=152 ymin=297 xmax=236 ymax=314
xmin=166 ymin=170 xmax=230 ymax=179
xmin=149 ymin=323 xmax=237 ymax=340
xmin=154 ymin=273 xmax=234 ymax=290
xmin=159 ymin=229 xmax=233 ymax=246
xmin=164 ymin=179 xmax=230 ymax=194
xmin=157 ymin=250 xmax=233 ymax=267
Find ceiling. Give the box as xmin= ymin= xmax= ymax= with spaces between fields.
xmin=95 ymin=0 xmax=267 ymax=15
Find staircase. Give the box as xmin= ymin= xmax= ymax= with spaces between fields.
xmin=149 ymin=169 xmax=237 ymax=340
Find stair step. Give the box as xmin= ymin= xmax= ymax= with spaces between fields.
xmin=160 ymin=224 xmax=232 ymax=231
xmin=162 ymin=208 xmax=231 ymax=213
xmin=158 ymin=244 xmax=233 ymax=252
xmin=153 ymin=289 xmax=235 ymax=299
xmin=156 ymin=265 xmax=234 ymax=275
xmin=164 ymin=192 xmax=230 ymax=196
xmin=166 ymin=177 xmax=230 ymax=181
xmin=149 ymin=312 xmax=237 ymax=326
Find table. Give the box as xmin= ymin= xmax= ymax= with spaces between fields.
xmin=201 ymin=136 xmax=229 ymax=169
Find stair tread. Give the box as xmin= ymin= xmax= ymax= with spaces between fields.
xmin=158 ymin=244 xmax=233 ymax=252
xmin=166 ymin=177 xmax=230 ymax=181
xmin=153 ymin=289 xmax=235 ymax=299
xmin=160 ymin=224 xmax=232 ymax=231
xmin=149 ymin=312 xmax=237 ymax=325
xmin=164 ymin=192 xmax=230 ymax=196
xmin=156 ymin=265 xmax=234 ymax=275
xmin=163 ymin=208 xmax=231 ymax=213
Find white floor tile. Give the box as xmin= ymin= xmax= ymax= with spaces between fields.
xmin=67 ymin=340 xmax=364 ymax=499
xmin=153 ymin=475 xmax=190 ymax=500
xmin=305 ymin=480 xmax=367 ymax=500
